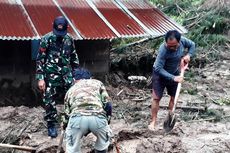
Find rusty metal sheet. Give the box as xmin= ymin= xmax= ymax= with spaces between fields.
xmin=92 ymin=0 xmax=147 ymax=37
xmin=0 ymin=0 xmax=187 ymax=40
xmin=22 ymin=0 xmax=80 ymax=39
xmin=0 ymin=0 xmax=36 ymax=40
xmin=56 ymin=0 xmax=116 ymax=39
xmin=119 ymin=0 xmax=187 ymax=35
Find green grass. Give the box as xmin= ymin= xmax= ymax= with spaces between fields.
xmin=216 ymin=98 xmax=230 ymax=106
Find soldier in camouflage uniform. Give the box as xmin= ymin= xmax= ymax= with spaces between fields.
xmin=63 ymin=68 xmax=112 ymax=153
xmin=36 ymin=16 xmax=79 ymax=138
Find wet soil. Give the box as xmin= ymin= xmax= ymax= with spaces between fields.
xmin=0 ymin=49 xmax=230 ymax=152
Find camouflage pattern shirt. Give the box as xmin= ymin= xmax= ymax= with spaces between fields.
xmin=64 ymin=79 xmax=110 ymax=116
xmin=36 ymin=32 xmax=79 ymax=81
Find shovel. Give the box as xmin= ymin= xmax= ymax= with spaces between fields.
xmin=57 ymin=112 xmax=66 ymax=153
xmin=56 ymin=130 xmax=65 ymax=153
xmin=163 ymin=63 xmax=188 ymax=132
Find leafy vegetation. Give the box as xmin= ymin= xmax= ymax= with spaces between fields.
xmin=216 ymin=97 xmax=230 ymax=106
xmin=150 ymin=0 xmax=230 ymax=48
xmin=113 ymin=0 xmax=229 ymax=50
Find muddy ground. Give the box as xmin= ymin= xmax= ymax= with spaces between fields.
xmin=0 ymin=49 xmax=230 ymax=152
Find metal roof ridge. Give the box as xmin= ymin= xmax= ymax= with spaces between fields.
xmin=86 ymin=0 xmax=121 ymax=38
xmin=143 ymin=0 xmax=187 ymax=34
xmin=114 ymin=0 xmax=159 ymax=37
xmin=0 ymin=35 xmax=39 ymax=41
xmin=52 ymin=0 xmax=83 ymax=40
xmin=16 ymin=0 xmax=40 ymax=39
xmin=154 ymin=9 xmax=188 ymax=34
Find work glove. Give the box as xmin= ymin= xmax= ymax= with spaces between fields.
xmin=107 ymin=116 xmax=111 ymax=125
xmin=60 ymin=113 xmax=69 ymax=130
xmin=104 ymin=102 xmax=112 ymax=116
xmin=61 ymin=122 xmax=67 ymax=130
xmin=104 ymin=102 xmax=112 ymax=124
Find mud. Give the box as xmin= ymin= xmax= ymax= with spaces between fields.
xmin=0 ymin=94 xmax=229 ymax=153
xmin=0 ymin=48 xmax=230 ymax=153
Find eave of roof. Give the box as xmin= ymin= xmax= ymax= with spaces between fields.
xmin=0 ymin=0 xmax=187 ymax=40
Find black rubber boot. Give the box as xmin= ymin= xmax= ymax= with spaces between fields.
xmin=47 ymin=121 xmax=58 ymax=138
xmin=95 ymin=149 xmax=107 ymax=153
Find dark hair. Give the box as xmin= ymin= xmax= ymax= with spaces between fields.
xmin=165 ymin=30 xmax=181 ymax=42
xmin=73 ymin=68 xmax=92 ymax=80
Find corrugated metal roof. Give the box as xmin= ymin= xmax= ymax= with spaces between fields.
xmin=22 ymin=0 xmax=81 ymax=39
xmin=119 ymin=0 xmax=187 ymax=35
xmin=0 ymin=0 xmax=37 ymax=40
xmin=92 ymin=0 xmax=148 ymax=37
xmin=56 ymin=0 xmax=116 ymax=39
xmin=0 ymin=0 xmax=187 ymax=40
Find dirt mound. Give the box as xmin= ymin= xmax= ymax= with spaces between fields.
xmin=0 ymin=95 xmax=229 ymax=153
xmin=0 ymin=50 xmax=230 ymax=152
xmin=136 ymin=137 xmax=185 ymax=153
xmin=37 ymin=146 xmax=61 ymax=153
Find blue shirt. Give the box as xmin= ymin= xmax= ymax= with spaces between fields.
xmin=153 ymin=37 xmax=195 ymax=81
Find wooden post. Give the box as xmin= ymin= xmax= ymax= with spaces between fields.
xmin=0 ymin=143 xmax=36 ymax=153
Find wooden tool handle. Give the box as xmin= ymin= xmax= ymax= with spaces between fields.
xmin=56 ymin=130 xmax=65 ymax=153
xmin=172 ymin=66 xmax=187 ymax=112
xmin=0 ymin=143 xmax=36 ymax=152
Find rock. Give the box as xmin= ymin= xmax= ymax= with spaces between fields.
xmin=196 ymin=85 xmax=204 ymax=90
xmin=11 ymin=80 xmax=21 ymax=88
xmin=1 ymin=82 xmax=9 ymax=89
xmin=223 ymin=106 xmax=230 ymax=116
xmin=128 ymin=76 xmax=147 ymax=81
xmin=207 ymin=103 xmax=224 ymax=111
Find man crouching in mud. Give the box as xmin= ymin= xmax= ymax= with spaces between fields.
xmin=62 ymin=68 xmax=112 ymax=153
xmin=149 ymin=30 xmax=196 ymax=130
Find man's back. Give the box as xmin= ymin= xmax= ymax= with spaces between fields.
xmin=63 ymin=72 xmax=112 ymax=153
xmin=65 ymin=79 xmax=109 ymax=115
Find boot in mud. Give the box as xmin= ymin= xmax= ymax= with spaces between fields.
xmin=47 ymin=121 xmax=58 ymax=138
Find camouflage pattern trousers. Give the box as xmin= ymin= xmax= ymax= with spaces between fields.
xmin=43 ymin=73 xmax=73 ymax=122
